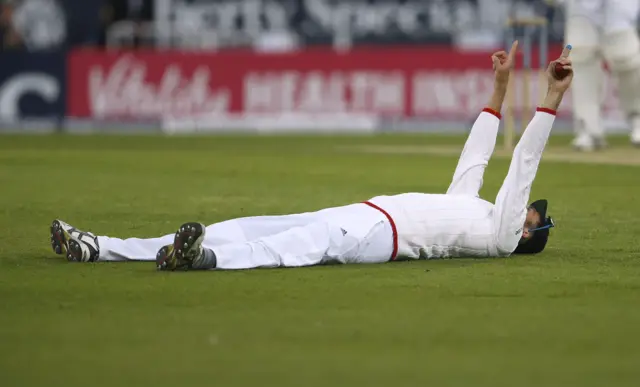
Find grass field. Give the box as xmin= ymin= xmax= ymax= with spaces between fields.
xmin=1 ymin=133 xmax=640 ymax=387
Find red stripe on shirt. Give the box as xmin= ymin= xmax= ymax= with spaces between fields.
xmin=536 ymin=107 xmax=557 ymax=116
xmin=482 ymin=107 xmax=502 ymax=119
xmin=362 ymin=201 xmax=398 ymax=261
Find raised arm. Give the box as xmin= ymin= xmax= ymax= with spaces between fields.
xmin=493 ymin=46 xmax=573 ymax=254
xmin=447 ymin=41 xmax=518 ymax=196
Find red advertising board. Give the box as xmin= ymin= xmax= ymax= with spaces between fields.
xmin=67 ymin=46 xmax=625 ymax=126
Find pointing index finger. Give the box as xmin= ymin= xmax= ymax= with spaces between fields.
xmin=507 ymin=40 xmax=519 ymax=61
xmin=560 ymin=44 xmax=572 ymax=58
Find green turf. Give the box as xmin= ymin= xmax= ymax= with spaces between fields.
xmin=1 ymin=133 xmax=640 ymax=387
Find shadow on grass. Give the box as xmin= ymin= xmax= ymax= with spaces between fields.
xmin=20 ymin=254 xmax=508 ymax=278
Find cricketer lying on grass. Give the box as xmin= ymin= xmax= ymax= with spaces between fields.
xmin=50 ymin=41 xmax=572 ymax=272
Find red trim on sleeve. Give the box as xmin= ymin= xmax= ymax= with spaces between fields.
xmin=482 ymin=107 xmax=502 ymax=119
xmin=363 ymin=201 xmax=398 ymax=261
xmin=536 ymin=107 xmax=557 ymax=116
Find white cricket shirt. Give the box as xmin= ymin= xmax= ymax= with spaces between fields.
xmin=366 ymin=108 xmax=557 ymax=259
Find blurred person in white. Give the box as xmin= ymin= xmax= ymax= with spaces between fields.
xmin=555 ymin=0 xmax=640 ymax=150
xmin=49 ymin=42 xmax=573 ymax=272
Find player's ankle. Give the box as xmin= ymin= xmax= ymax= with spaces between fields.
xmin=192 ymin=248 xmax=217 ymax=270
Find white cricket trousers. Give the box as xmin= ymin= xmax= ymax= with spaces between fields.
xmin=96 ymin=203 xmax=396 ymax=269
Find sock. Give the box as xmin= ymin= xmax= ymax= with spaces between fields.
xmin=192 ymin=247 xmax=217 ymax=270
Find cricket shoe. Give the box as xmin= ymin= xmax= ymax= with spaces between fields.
xmin=631 ymin=126 xmax=640 ymax=147
xmin=50 ymin=219 xmax=99 ymax=262
xmin=629 ymin=115 xmax=640 ymax=147
xmin=156 ymin=222 xmax=206 ymax=271
xmin=572 ymin=133 xmax=607 ymax=152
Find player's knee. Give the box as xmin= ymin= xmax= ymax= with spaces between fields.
xmin=568 ymin=45 xmax=599 ymax=65
xmin=608 ymin=53 xmax=640 ymax=72
xmin=604 ymin=30 xmax=640 ymax=72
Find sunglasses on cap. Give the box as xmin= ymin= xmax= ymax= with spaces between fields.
xmin=528 ymin=217 xmax=555 ymax=232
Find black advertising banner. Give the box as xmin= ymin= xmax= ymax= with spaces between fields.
xmin=155 ymin=0 xmax=566 ymax=47
xmin=3 ymin=0 xmax=103 ymax=50
xmin=0 ymin=51 xmax=66 ymax=123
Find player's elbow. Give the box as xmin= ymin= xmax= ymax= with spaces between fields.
xmin=495 ymin=232 xmax=520 ymax=255
xmin=513 ymin=142 xmax=543 ymax=164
